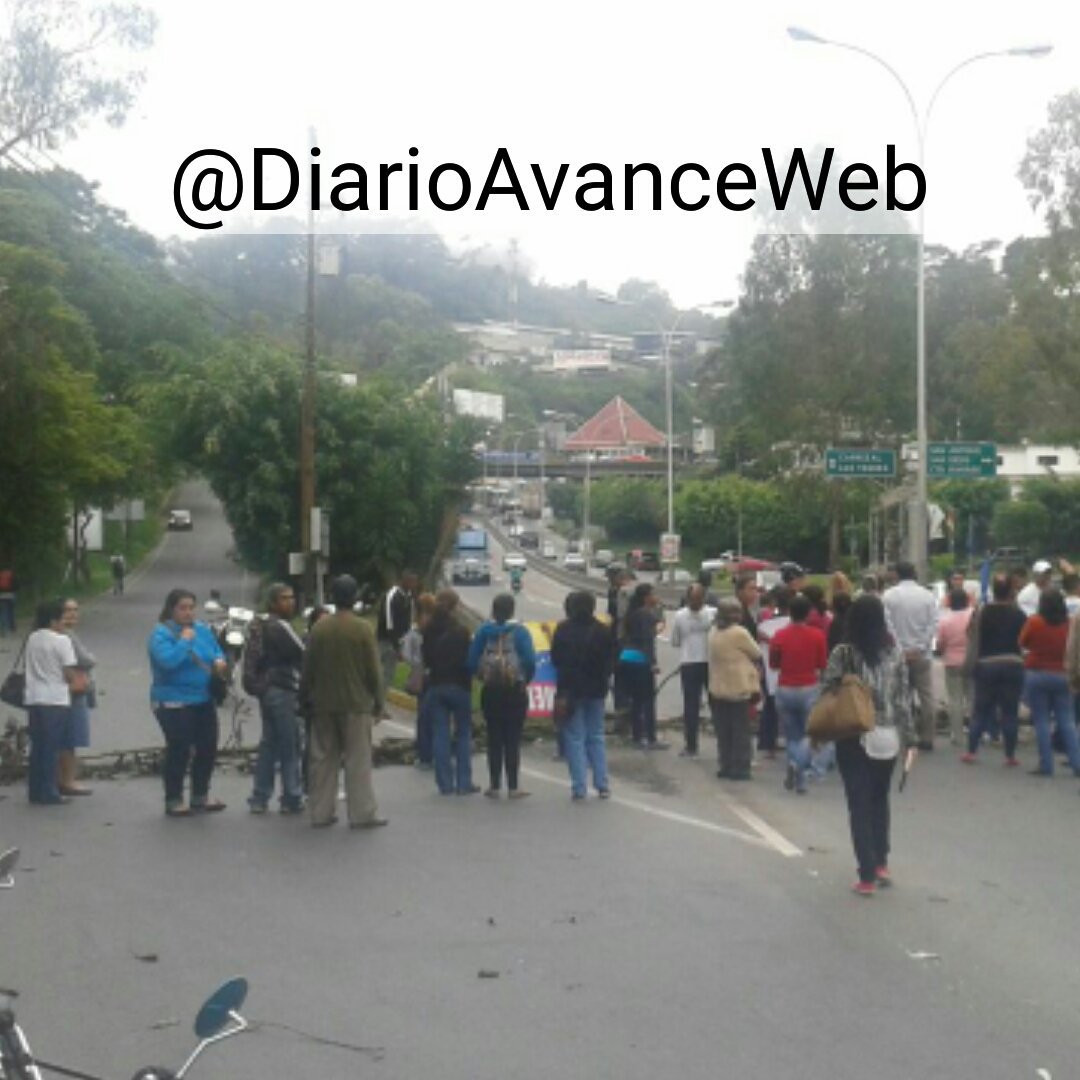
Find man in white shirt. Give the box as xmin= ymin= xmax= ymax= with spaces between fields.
xmin=757 ymin=587 xmax=792 ymax=758
xmin=24 ymin=598 xmax=81 ymax=805
xmin=1018 ymin=560 xmax=1054 ymax=617
xmin=883 ymin=561 xmax=939 ymax=750
xmin=670 ymin=584 xmax=716 ymax=758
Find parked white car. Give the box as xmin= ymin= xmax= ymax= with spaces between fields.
xmin=563 ymin=553 xmax=587 ymax=572
xmin=503 ymin=553 xmax=528 ymax=571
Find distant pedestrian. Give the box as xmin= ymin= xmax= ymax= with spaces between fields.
xmin=300 ymin=575 xmax=386 ymax=828
xmin=422 ymin=588 xmax=479 ymax=795
xmin=770 ymin=594 xmax=828 ymax=794
xmin=618 ymin=583 xmax=668 ymax=750
xmin=1019 ymin=587 xmax=1080 ymax=778
xmin=670 ymin=583 xmax=716 ymax=758
xmin=733 ymin=573 xmax=761 ymax=640
xmin=1062 ymin=571 xmax=1080 ymax=619
xmin=882 ymin=562 xmax=938 ymax=750
xmin=963 ymin=573 xmax=1025 ymax=765
xmin=401 ymin=592 xmax=436 ymax=767
xmin=0 ymin=565 xmax=16 ymax=636
xmin=757 ymin=586 xmax=792 ymax=759
xmin=58 ymin=598 xmax=94 ymax=796
xmin=469 ymin=593 xmax=537 ymax=799
xmin=551 ymin=590 xmax=612 ymax=801
xmin=608 ymin=567 xmax=636 ymax=729
xmin=801 ymin=583 xmax=832 ymax=636
xmin=828 ymin=590 xmax=853 ymax=653
xmin=148 ymin=589 xmax=229 ymax=817
xmin=823 ymin=594 xmax=914 ymax=896
xmin=376 ymin=570 xmax=419 ymax=718
xmin=110 ymin=553 xmax=126 ymax=596
xmin=25 ymin=599 xmax=83 ymax=805
xmin=935 ymin=588 xmax=973 ymax=747
xmin=707 ymin=598 xmax=762 ymax=781
xmin=247 ymin=583 xmax=305 ymax=815
xmin=1017 ymin=560 xmax=1054 ymax=618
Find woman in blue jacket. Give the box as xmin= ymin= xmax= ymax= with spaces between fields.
xmin=148 ymin=588 xmax=229 ymax=816
xmin=468 ymin=594 xmax=536 ymax=799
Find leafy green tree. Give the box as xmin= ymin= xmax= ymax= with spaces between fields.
xmin=588 ymin=478 xmax=665 ymax=540
xmin=992 ymin=500 xmax=1050 ymax=552
xmin=0 ymin=0 xmax=156 ymax=160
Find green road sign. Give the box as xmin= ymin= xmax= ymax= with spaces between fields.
xmin=825 ymin=448 xmax=897 ymax=478
xmin=927 ymin=442 xmax=997 ymax=478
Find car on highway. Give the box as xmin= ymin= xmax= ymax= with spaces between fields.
xmin=541 ymin=542 xmax=557 ymax=559
xmin=508 ymin=522 xmax=524 ymax=538
xmin=451 ymin=557 xmax=491 ymax=585
xmin=167 ymin=509 xmax=193 ymax=531
xmin=503 ymin=552 xmax=528 ymax=571
xmin=729 ymin=556 xmax=777 ymax=573
xmin=626 ymin=550 xmax=661 ymax=572
xmin=563 ymin=552 xmax=587 ymax=572
xmin=518 ymin=531 xmax=540 ymax=550
xmin=592 ymin=548 xmax=615 ymax=568
xmin=700 ymin=550 xmax=738 ymax=575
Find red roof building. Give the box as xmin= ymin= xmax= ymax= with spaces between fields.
xmin=563 ymin=396 xmax=666 ymax=451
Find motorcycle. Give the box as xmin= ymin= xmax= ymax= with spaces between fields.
xmin=0 ymin=849 xmax=250 ymax=1080
xmin=510 ymin=568 xmax=524 ymax=594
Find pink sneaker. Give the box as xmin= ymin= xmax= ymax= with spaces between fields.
xmin=1004 ymin=757 xmax=1020 ymax=767
xmin=960 ymin=752 xmax=976 ymax=764
xmin=852 ymin=881 xmax=876 ymax=897
xmin=875 ymin=866 xmax=892 ymax=887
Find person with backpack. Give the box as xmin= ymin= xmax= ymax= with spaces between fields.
xmin=468 ymin=593 xmax=537 ymax=799
xmin=246 ymin=583 xmax=305 ymax=815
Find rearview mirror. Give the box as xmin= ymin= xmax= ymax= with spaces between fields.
xmin=193 ymin=977 xmax=248 ymax=1039
xmin=0 ymin=847 xmax=18 ymax=888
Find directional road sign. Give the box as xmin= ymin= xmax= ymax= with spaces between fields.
xmin=927 ymin=442 xmax=997 ymax=479
xmin=825 ymin=448 xmax=897 ymax=479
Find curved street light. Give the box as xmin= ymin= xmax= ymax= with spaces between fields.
xmin=787 ymin=27 xmax=1051 ymax=579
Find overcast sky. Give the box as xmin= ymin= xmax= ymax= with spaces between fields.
xmin=53 ymin=0 xmax=1080 ymax=307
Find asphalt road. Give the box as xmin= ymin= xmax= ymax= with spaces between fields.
xmin=2 ymin=483 xmax=1078 ymax=1080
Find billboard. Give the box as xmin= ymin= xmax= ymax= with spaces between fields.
xmin=453 ymin=388 xmax=505 ymax=423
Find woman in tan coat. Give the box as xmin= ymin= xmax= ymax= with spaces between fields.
xmin=708 ymin=598 xmax=763 ymax=780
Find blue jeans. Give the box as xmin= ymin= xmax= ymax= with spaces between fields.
xmin=970 ymin=661 xmax=1022 ymax=757
xmin=776 ymin=685 xmax=818 ymax=791
xmin=250 ymin=687 xmax=303 ymax=808
xmin=1025 ymin=669 xmax=1080 ymax=774
xmin=428 ymin=684 xmax=474 ymax=793
xmin=564 ymin=698 xmax=609 ymax=798
xmin=27 ymin=705 xmax=67 ymax=803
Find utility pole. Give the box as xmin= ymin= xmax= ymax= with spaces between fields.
xmin=299 ymin=126 xmax=317 ymax=607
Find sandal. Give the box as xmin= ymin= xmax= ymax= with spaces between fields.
xmin=192 ymin=799 xmax=227 ymax=813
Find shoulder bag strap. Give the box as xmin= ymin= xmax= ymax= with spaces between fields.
xmin=9 ymin=634 xmax=29 ymax=674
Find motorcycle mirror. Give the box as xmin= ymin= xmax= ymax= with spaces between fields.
xmin=0 ymin=847 xmax=19 ymax=888
xmin=193 ymin=977 xmax=248 ymax=1039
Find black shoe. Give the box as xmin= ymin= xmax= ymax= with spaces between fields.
xmin=728 ymin=772 xmax=752 ymax=781
xmin=717 ymin=769 xmax=730 ymax=779
xmin=917 ymin=741 xmax=934 ymax=752
xmin=784 ymin=764 xmax=796 ymax=791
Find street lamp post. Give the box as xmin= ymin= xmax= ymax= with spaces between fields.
xmin=788 ymin=27 xmax=1051 ymax=581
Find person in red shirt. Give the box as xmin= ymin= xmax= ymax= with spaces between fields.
xmin=770 ymin=594 xmax=828 ymax=794
xmin=1019 ymin=588 xmax=1080 ymax=776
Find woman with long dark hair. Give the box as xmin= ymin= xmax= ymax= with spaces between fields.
xmin=617 ymin=583 xmax=668 ymax=750
xmin=148 ymin=588 xmax=229 ymax=816
xmin=822 ymin=594 xmax=914 ymax=896
xmin=1019 ymin=587 xmax=1080 ymax=777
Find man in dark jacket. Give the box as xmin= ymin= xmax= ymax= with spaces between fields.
xmin=377 ymin=571 xmax=419 ymax=713
xmin=248 ymin=583 xmax=306 ymax=814
xmin=421 ymin=588 xmax=478 ymax=795
xmin=300 ymin=575 xmax=386 ymax=828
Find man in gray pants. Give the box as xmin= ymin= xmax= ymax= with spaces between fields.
xmin=883 ymin=561 xmax=939 ymax=750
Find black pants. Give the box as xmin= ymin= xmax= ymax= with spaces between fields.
xmin=680 ymin=663 xmax=709 ymax=753
xmin=711 ymin=697 xmax=752 ymax=778
xmin=757 ymin=692 xmax=779 ymax=751
xmin=482 ymin=682 xmax=528 ymax=790
xmin=836 ymin=737 xmax=896 ymax=884
xmin=154 ymin=702 xmax=219 ymax=807
xmin=970 ymin=661 xmax=1022 ymax=757
xmin=622 ymin=662 xmax=656 ymax=743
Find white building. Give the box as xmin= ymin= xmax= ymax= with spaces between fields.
xmin=996 ymin=444 xmax=1080 ymax=495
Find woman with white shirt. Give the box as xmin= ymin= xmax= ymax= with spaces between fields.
xmin=670 ymin=584 xmax=716 ymax=758
xmin=24 ymin=599 xmax=85 ymax=805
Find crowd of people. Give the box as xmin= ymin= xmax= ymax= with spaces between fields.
xmin=14 ymin=552 xmax=1080 ymax=896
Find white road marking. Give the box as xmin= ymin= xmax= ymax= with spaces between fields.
xmin=381 ymin=719 xmax=801 ymax=857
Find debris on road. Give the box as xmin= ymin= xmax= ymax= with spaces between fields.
xmin=478 ymin=969 xmax=500 ymax=979
xmin=905 ymin=950 xmax=941 ymax=962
